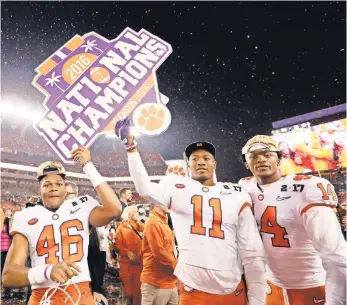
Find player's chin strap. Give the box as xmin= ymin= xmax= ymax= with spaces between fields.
xmin=39 ymin=279 xmax=81 ymax=305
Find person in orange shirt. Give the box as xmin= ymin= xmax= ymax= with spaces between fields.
xmin=115 ymin=206 xmax=144 ymax=305
xmin=141 ymin=204 xmax=178 ymax=305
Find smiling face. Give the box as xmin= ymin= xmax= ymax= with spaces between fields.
xmin=188 ymin=149 xmax=216 ymax=184
xmin=40 ymin=174 xmax=67 ymax=211
xmin=245 ymin=150 xmax=282 ymax=184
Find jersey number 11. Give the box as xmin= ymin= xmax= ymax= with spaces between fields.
xmin=191 ymin=195 xmax=225 ymax=239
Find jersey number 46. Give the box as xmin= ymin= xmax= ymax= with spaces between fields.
xmin=36 ymin=219 xmax=84 ymax=264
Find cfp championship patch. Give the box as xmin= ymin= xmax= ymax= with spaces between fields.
xmin=175 ymin=184 xmax=186 ymax=189
xmin=28 ymin=218 xmax=39 ymax=225
xmin=32 ymin=28 xmax=172 ymax=163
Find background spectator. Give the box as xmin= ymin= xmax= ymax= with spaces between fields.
xmin=115 ymin=206 xmax=144 ymax=305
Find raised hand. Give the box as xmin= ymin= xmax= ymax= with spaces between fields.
xmin=71 ymin=146 xmax=91 ymax=165
xmin=115 ymin=118 xmax=137 ymax=151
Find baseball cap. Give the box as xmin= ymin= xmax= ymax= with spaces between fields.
xmin=37 ymin=161 xmax=66 ymax=180
xmin=242 ymin=135 xmax=280 ymax=155
xmin=185 ymin=141 xmax=216 ymax=159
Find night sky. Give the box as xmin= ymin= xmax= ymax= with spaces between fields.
xmin=1 ymin=1 xmax=346 ymax=181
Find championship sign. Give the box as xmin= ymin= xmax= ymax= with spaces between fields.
xmin=33 ymin=28 xmax=172 ymax=163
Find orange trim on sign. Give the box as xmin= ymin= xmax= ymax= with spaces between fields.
xmin=64 ymin=36 xmax=84 ymax=51
xmin=37 ymin=58 xmax=57 ymax=75
xmin=238 ymin=202 xmax=252 ymax=215
xmin=301 ymin=203 xmax=336 ymax=215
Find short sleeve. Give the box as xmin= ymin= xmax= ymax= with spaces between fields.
xmin=299 ymin=176 xmax=338 ymax=215
xmin=82 ymin=195 xmax=100 ymax=216
xmin=238 ymin=186 xmax=253 ymax=215
xmin=9 ymin=211 xmax=28 ymax=238
xmin=238 ymin=177 xmax=255 ymax=194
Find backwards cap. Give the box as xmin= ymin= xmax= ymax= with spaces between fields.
xmin=37 ymin=161 xmax=66 ymax=180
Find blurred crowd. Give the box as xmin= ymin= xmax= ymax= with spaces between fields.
xmin=1 ymin=126 xmax=167 ymax=178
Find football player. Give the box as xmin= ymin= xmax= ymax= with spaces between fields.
xmin=115 ymin=118 xmax=267 ymax=305
xmin=238 ymin=135 xmax=347 ymax=305
xmin=2 ymin=146 xmax=122 ymax=305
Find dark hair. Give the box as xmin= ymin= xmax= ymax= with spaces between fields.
xmin=119 ymin=188 xmax=131 ymax=197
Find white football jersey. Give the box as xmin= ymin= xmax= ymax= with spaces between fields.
xmin=10 ymin=195 xmax=99 ymax=289
xmin=239 ymin=174 xmax=339 ymax=289
xmin=164 ymin=176 xmax=252 ymax=270
xmin=128 ymin=151 xmax=266 ymax=294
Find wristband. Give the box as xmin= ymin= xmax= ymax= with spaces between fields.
xmin=83 ymin=162 xmax=104 ymax=188
xmin=125 ymin=138 xmax=138 ymax=152
xmin=28 ymin=264 xmax=52 ymax=285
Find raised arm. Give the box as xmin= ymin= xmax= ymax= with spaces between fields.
xmin=127 ymin=151 xmax=172 ymax=207
xmin=237 ymin=201 xmax=267 ymax=305
xmin=71 ymin=147 xmax=122 ymax=227
xmin=115 ymin=117 xmax=173 ymax=208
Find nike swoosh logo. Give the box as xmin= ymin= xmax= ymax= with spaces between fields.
xmin=313 ymin=297 xmax=325 ymax=304
xmin=235 ymin=288 xmax=244 ymax=296
xmin=276 ymin=196 xmax=291 ymax=201
xmin=70 ymin=208 xmax=81 ymax=214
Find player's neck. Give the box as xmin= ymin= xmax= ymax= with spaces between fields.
xmin=44 ymin=206 xmax=59 ymax=212
xmin=256 ymin=172 xmax=282 ymax=185
xmin=193 ymin=177 xmax=215 ymax=186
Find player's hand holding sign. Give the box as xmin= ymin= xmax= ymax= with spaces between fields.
xmin=50 ymin=261 xmax=81 ymax=285
xmin=71 ymin=146 xmax=91 ymax=166
xmin=115 ymin=118 xmax=137 ymax=152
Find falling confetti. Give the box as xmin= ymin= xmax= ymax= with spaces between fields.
xmin=1 ymin=1 xmax=345 ymax=182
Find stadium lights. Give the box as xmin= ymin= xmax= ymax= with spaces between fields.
xmin=0 ymin=103 xmax=44 ymax=123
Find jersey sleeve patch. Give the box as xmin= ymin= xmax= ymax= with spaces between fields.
xmin=300 ymin=203 xmax=337 ymax=215
xmin=9 ymin=211 xmax=29 ymax=239
xmin=298 ymin=176 xmax=338 ymax=215
xmin=238 ymin=202 xmax=252 ymax=215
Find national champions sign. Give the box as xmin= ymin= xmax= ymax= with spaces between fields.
xmin=33 ymin=28 xmax=172 ymax=164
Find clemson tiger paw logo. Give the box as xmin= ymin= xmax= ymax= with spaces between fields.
xmin=138 ymin=105 xmax=165 ymax=131
xmin=133 ymin=103 xmax=171 ymax=136
xmin=167 ymin=165 xmax=186 ymax=176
